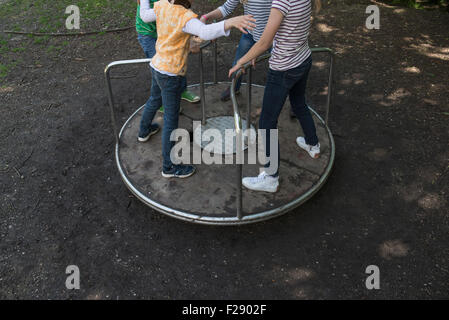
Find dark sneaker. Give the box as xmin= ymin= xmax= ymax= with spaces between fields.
xmin=138 ymin=123 xmax=160 ymax=142
xmin=220 ymin=86 xmax=240 ymax=102
xmin=162 ymin=164 xmax=196 ymax=178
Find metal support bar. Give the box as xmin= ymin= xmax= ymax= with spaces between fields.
xmin=230 ymin=76 xmax=243 ymax=219
xmin=230 ymin=53 xmax=271 ymax=220
xmin=246 ymin=67 xmax=252 ymax=131
xmin=104 ymin=58 xmax=152 ymax=146
xmin=310 ymin=47 xmax=334 ymax=126
xmin=199 ymin=50 xmax=206 ymax=125
xmin=325 ymin=52 xmax=334 ymax=125
xmin=213 ymin=40 xmax=218 ymax=84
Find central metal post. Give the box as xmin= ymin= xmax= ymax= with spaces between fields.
xmin=213 ymin=40 xmax=218 ymax=84
xmin=199 ymin=49 xmax=206 ymax=125
xmin=246 ymin=68 xmax=252 ymax=131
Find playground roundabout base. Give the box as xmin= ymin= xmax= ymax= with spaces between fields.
xmin=116 ymin=82 xmax=335 ymax=225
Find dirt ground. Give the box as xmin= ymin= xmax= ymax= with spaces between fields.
xmin=0 ymin=1 xmax=448 ymax=299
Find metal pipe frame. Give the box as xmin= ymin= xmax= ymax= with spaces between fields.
xmin=104 ymin=44 xmax=335 ymax=225
xmin=105 ymin=58 xmax=152 ymax=146
xmin=105 ymin=41 xmax=214 ymax=139
xmin=199 ymin=50 xmax=206 ymax=124
xmin=246 ymin=67 xmax=252 ymax=131
xmin=213 ymin=40 xmax=218 ymax=84
xmin=309 ymin=47 xmax=334 ymax=125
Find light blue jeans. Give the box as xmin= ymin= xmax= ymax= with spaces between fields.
xmin=137 ymin=34 xmax=157 ymax=59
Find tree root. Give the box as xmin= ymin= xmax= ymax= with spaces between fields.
xmin=1 ymin=26 xmax=133 ymax=37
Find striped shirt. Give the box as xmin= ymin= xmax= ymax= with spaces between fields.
xmin=270 ymin=0 xmax=312 ymax=71
xmin=219 ymin=0 xmax=272 ymax=42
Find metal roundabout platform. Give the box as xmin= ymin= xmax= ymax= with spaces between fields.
xmin=105 ymin=41 xmax=335 ymax=225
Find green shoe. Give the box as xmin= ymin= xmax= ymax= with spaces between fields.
xmin=158 ymin=106 xmax=183 ymax=113
xmin=181 ymin=90 xmax=200 ymax=103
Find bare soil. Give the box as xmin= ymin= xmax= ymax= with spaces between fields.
xmin=0 ymin=1 xmax=448 ymax=299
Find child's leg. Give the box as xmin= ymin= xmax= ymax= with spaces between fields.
xmin=180 ymin=76 xmax=188 ymax=96
xmin=288 ymin=57 xmax=318 ymax=146
xmin=221 ymin=33 xmax=256 ymax=101
xmin=259 ymin=69 xmax=290 ymax=177
xmin=233 ymin=33 xmax=256 ymax=91
xmin=139 ymin=70 xmax=162 ymax=138
xmin=179 ymin=36 xmax=199 ymax=104
xmin=240 ymin=69 xmax=288 ymax=192
xmin=157 ymin=74 xmax=184 ymax=170
xmin=137 ymin=34 xmax=157 ymax=59
xmin=137 ymin=34 xmax=163 ymax=112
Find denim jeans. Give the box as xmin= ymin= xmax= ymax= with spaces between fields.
xmin=137 ymin=34 xmax=157 ymax=59
xmin=232 ymin=32 xmax=256 ymax=92
xmin=259 ymin=55 xmax=317 ymax=177
xmin=139 ymin=68 xmax=187 ymax=170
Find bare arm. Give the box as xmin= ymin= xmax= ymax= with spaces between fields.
xmin=228 ymin=8 xmax=284 ymax=77
xmin=200 ymin=8 xmax=224 ymax=23
xmin=201 ymin=0 xmax=240 ymax=23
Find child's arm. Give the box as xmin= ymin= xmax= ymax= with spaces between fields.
xmin=201 ymin=0 xmax=240 ymax=23
xmin=183 ymin=15 xmax=256 ymax=41
xmin=139 ymin=0 xmax=156 ymax=23
xmin=229 ymin=8 xmax=283 ymax=77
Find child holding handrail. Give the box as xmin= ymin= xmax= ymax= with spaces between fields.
xmin=139 ymin=0 xmax=256 ymax=178
xmin=201 ymin=0 xmax=273 ymax=102
xmin=229 ymin=0 xmax=321 ymax=192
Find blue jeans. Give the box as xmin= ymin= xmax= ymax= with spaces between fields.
xmin=137 ymin=34 xmax=157 ymax=59
xmin=232 ymin=32 xmax=256 ymax=92
xmin=139 ymin=68 xmax=187 ymax=170
xmin=259 ymin=55 xmax=317 ymax=176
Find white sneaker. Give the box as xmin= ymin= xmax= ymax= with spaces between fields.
xmin=242 ymin=171 xmax=279 ymax=193
xmin=296 ymin=137 xmax=320 ymax=159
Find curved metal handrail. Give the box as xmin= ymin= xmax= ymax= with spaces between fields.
xmin=104 ymin=40 xmax=214 ymax=145
xmin=229 ymin=47 xmax=334 ymax=220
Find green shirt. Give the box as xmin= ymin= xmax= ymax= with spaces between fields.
xmin=136 ymin=0 xmax=158 ymax=38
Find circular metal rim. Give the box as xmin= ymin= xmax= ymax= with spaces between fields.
xmin=115 ymin=82 xmax=335 ymax=225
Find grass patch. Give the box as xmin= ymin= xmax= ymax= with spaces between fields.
xmin=0 ymin=62 xmax=17 ymax=78
xmin=0 ymin=64 xmax=9 ymax=77
xmin=0 ymin=0 xmax=137 ymax=80
xmin=11 ymin=47 xmax=26 ymax=53
xmin=46 ymin=45 xmax=62 ymax=53
xmin=33 ymin=35 xmax=50 ymax=45
xmin=0 ymin=39 xmax=8 ymax=54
